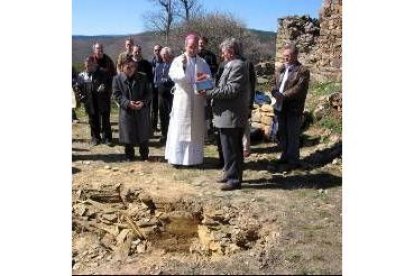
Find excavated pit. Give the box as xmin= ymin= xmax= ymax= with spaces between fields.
xmin=72 ymin=183 xmax=262 ymax=267
xmin=152 ymin=211 xmax=202 ymax=253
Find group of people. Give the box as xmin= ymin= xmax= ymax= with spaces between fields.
xmin=72 ymin=33 xmax=310 ymax=191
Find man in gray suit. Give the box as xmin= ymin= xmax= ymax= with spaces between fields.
xmin=200 ymin=38 xmax=249 ymax=191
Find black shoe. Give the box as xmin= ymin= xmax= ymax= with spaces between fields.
xmin=125 ymin=155 xmax=135 ymax=162
xmin=139 ymin=155 xmax=149 ymax=161
xmin=273 ymin=158 xmax=288 ymax=165
xmin=275 ymin=162 xmax=301 ymax=172
xmin=220 ymin=182 xmax=241 ymax=191
xmin=91 ymin=138 xmax=101 ymax=146
xmin=286 ymin=162 xmax=301 ymax=170
xmin=124 ymin=146 xmax=135 ymax=161
xmin=216 ymin=175 xmax=228 ymax=183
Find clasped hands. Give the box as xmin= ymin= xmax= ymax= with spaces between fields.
xmin=128 ymin=101 xmax=144 ymax=110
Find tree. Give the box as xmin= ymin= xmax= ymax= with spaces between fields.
xmin=143 ymin=4 xmax=275 ymax=64
xmin=177 ymin=0 xmax=202 ymax=22
xmin=167 ymin=11 xmax=270 ymax=64
xmin=144 ymin=0 xmax=202 ymax=44
xmin=144 ymin=0 xmax=176 ymax=45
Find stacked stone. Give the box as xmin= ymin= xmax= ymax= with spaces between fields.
xmin=274 ymin=0 xmax=342 ymax=82
xmin=275 ymin=15 xmax=320 ymax=68
xmin=254 ymin=62 xmax=276 ymax=76
xmin=312 ymin=0 xmax=342 ymax=82
xmin=251 ymin=102 xmax=275 ymax=140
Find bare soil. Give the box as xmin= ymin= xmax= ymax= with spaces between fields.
xmin=72 ymin=110 xmax=342 ymax=275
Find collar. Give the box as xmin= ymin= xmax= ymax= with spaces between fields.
xmin=278 ymin=61 xmax=300 ymax=73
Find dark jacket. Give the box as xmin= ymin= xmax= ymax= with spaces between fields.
xmin=75 ymin=69 xmax=110 ymax=115
xmin=90 ymin=54 xmax=117 ymax=79
xmin=135 ymin=58 xmax=154 ymax=84
xmin=206 ymin=58 xmax=249 ymax=128
xmin=244 ymin=58 xmax=257 ymax=110
xmin=271 ymin=61 xmax=310 ymax=115
xmin=112 ymin=72 xmax=152 ymax=145
xmin=199 ymin=49 xmax=218 ymax=77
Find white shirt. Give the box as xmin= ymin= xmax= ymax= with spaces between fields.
xmin=275 ymin=65 xmax=292 ymax=111
xmin=279 ymin=64 xmax=293 ymax=93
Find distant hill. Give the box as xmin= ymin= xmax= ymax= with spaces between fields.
xmin=72 ymin=32 xmax=160 ymax=68
xmin=72 ymin=29 xmax=276 ymax=68
xmin=72 ymin=35 xmax=125 ymax=40
xmin=248 ymin=29 xmax=277 ymax=42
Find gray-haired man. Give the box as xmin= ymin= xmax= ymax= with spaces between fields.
xmin=272 ymin=43 xmax=310 ymax=169
xmin=201 ymin=38 xmax=249 ymax=191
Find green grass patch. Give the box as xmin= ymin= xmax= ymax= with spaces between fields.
xmin=317 ymin=113 xmax=342 ymax=134
xmin=309 ymin=81 xmax=341 ymax=97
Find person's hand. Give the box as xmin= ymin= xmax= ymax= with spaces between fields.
xmin=198 ymin=90 xmax=207 ymax=96
xmin=128 ymin=101 xmax=140 ymax=110
xmin=135 ymin=101 xmax=144 ymax=110
xmin=274 ymin=91 xmax=284 ymax=102
xmin=196 ymin=73 xmax=208 ymax=82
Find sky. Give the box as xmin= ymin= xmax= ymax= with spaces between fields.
xmin=73 ymin=0 xmax=322 ymax=35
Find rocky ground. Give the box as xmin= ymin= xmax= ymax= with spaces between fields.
xmin=72 ymin=107 xmax=342 ymax=275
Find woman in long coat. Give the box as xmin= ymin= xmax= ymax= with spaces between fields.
xmin=112 ymin=58 xmax=152 ymax=160
xmin=165 ymin=34 xmax=211 ymax=166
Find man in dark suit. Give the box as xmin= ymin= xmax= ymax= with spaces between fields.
xmin=74 ymin=57 xmax=111 ymax=146
xmin=88 ymin=42 xmax=117 ymax=145
xmin=201 ymin=38 xmax=249 ymax=191
xmin=271 ymin=43 xmax=310 ymax=169
xmin=112 ymin=58 xmax=152 ymax=161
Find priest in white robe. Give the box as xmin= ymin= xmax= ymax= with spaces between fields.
xmin=165 ymin=34 xmax=212 ymax=166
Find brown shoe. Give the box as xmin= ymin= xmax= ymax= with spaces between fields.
xmin=220 ymin=183 xmax=241 ymax=191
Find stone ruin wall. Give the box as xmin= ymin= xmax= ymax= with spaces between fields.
xmin=275 ymin=0 xmax=342 ymax=82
